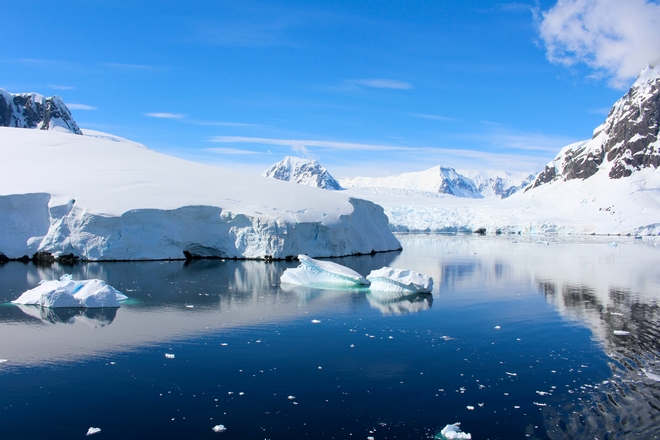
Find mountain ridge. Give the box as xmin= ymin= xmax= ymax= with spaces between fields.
xmin=0 ymin=89 xmax=82 ymax=135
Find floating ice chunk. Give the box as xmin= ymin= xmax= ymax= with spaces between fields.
xmin=438 ymin=422 xmax=471 ymax=439
xmin=165 ymin=353 xmax=175 ymax=359
xmin=86 ymin=427 xmax=101 ymax=436
xmin=12 ymin=277 xmax=126 ymax=308
xmin=287 ymin=395 xmax=296 ymax=400
xmin=280 ymin=254 xmax=369 ymax=287
xmin=613 ymin=330 xmax=630 ymax=336
xmin=0 ymin=359 xmax=7 ymax=364
xmin=466 ymin=405 xmax=474 ymax=410
xmin=311 ymin=319 xmax=321 ymax=324
xmin=494 ymin=326 xmax=501 ymax=330
xmin=366 ymin=267 xmax=433 ymax=293
xmin=212 ymin=424 xmax=227 ymax=432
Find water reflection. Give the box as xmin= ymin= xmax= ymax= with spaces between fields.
xmin=366 ymin=291 xmax=433 ymax=314
xmin=14 ymin=305 xmax=118 ymax=326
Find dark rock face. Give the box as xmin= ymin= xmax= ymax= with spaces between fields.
xmin=0 ymin=89 xmax=82 ymax=134
xmin=528 ymin=65 xmax=660 ymax=190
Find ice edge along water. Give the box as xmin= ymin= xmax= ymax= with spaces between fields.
xmin=0 ymin=127 xmax=401 ymax=261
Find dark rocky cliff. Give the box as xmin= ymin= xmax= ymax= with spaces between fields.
xmin=0 ymin=89 xmax=82 ymax=134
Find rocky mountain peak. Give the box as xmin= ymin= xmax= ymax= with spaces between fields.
xmin=262 ymin=156 xmax=343 ymax=190
xmin=529 ymin=65 xmax=660 ymax=189
xmin=0 ymin=89 xmax=82 ymax=135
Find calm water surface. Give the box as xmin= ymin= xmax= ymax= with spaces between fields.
xmin=1 ymin=235 xmax=659 ymax=439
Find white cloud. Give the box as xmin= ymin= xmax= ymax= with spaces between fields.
xmin=411 ymin=113 xmax=457 ymax=122
xmin=350 ymin=79 xmax=413 ymax=90
xmin=48 ymin=84 xmax=75 ymax=90
xmin=208 ymin=136 xmax=415 ymax=151
xmin=66 ymin=103 xmax=97 ymax=110
xmin=145 ymin=112 xmax=187 ymax=119
xmin=537 ymin=0 xmax=660 ymax=88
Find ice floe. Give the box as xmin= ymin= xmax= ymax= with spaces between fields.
xmin=366 ymin=267 xmax=433 ymax=293
xmin=212 ymin=424 xmax=227 ymax=432
xmin=86 ymin=427 xmax=101 ymax=436
xmin=11 ymin=274 xmax=127 ymax=308
xmin=280 ymin=254 xmax=369 ymax=286
xmin=437 ymin=422 xmax=472 ymax=439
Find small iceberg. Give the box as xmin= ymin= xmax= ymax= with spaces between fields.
xmin=436 ymin=422 xmax=471 ymax=439
xmin=12 ymin=274 xmax=128 ymax=308
xmin=366 ymin=267 xmax=433 ymax=293
xmin=280 ymin=254 xmax=369 ymax=287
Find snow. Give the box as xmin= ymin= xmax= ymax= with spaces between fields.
xmin=341 ymin=162 xmax=660 ymax=235
xmin=86 ymin=427 xmax=101 ymax=436
xmin=263 ymin=156 xmax=342 ymax=190
xmin=438 ymin=423 xmax=471 ymax=439
xmin=11 ymin=274 xmax=127 ymax=308
xmin=366 ymin=267 xmax=433 ymax=293
xmin=0 ymin=127 xmax=400 ymax=260
xmin=280 ymin=254 xmax=369 ymax=286
xmin=211 ymin=425 xmax=227 ymax=432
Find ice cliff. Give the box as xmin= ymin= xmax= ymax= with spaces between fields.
xmin=0 ymin=127 xmax=401 ymax=260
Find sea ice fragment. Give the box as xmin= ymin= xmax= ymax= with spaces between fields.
xmin=280 ymin=255 xmax=369 ymax=287
xmin=366 ymin=267 xmax=433 ymax=293
xmin=86 ymin=427 xmax=101 ymax=436
xmin=438 ymin=422 xmax=471 ymax=439
xmin=12 ymin=275 xmax=127 ymax=308
xmin=212 ymin=425 xmax=227 ymax=432
xmin=165 ymin=353 xmax=175 ymax=359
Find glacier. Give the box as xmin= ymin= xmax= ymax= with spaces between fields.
xmin=0 ymin=127 xmax=401 ymax=260
xmin=280 ymin=254 xmax=369 ymax=286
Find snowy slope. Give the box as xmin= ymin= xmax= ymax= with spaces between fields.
xmin=459 ymin=169 xmax=535 ymax=198
xmin=339 ymin=66 xmax=660 ymax=235
xmin=0 ymin=89 xmax=82 ymax=134
xmin=0 ymin=127 xmax=400 ymax=260
xmin=341 ymin=166 xmax=483 ymax=198
xmin=262 ymin=156 xmax=342 ymax=190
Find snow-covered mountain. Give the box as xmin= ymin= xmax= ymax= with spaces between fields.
xmin=262 ymin=156 xmax=342 ymax=190
xmin=529 ymin=65 xmax=660 ymax=189
xmin=339 ymin=66 xmax=660 ymax=235
xmin=460 ymin=170 xmax=536 ymax=199
xmin=341 ymin=166 xmax=531 ymax=199
xmin=0 ymin=127 xmax=400 ymax=261
xmin=0 ymin=89 xmax=82 ymax=134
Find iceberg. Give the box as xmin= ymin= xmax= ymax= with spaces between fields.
xmin=11 ymin=274 xmax=127 ymax=308
xmin=280 ymin=254 xmax=369 ymax=287
xmin=436 ymin=423 xmax=471 ymax=439
xmin=366 ymin=267 xmax=433 ymax=293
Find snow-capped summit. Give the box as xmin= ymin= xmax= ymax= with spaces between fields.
xmin=529 ymin=64 xmax=660 ymax=189
xmin=262 ymin=156 xmax=342 ymax=190
xmin=0 ymin=89 xmax=82 ymax=135
xmin=459 ymin=170 xmax=536 ymax=199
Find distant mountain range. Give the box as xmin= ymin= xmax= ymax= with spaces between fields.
xmin=264 ymin=158 xmax=535 ymax=200
xmin=0 ymin=89 xmax=82 ymax=134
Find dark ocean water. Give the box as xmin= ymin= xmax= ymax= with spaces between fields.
xmin=1 ymin=235 xmax=658 ymax=439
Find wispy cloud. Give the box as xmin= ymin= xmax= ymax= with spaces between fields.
xmin=350 ymin=78 xmax=413 ymax=90
xmin=411 ymin=113 xmax=457 ymax=122
xmin=102 ymin=62 xmax=155 ymax=71
xmin=458 ymin=126 xmax=576 ymax=153
xmin=208 ymin=136 xmax=416 ymax=151
xmin=186 ymin=120 xmax=260 ymax=127
xmin=587 ymin=107 xmax=611 ymax=115
xmin=48 ymin=84 xmax=75 ymax=91
xmin=66 ymin=103 xmax=97 ymax=110
xmin=536 ymin=0 xmax=660 ymax=88
xmin=145 ymin=112 xmax=187 ymax=119
xmin=206 ymin=147 xmax=267 ymax=155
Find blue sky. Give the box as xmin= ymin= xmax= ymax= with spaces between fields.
xmin=3 ymin=0 xmax=659 ymax=177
